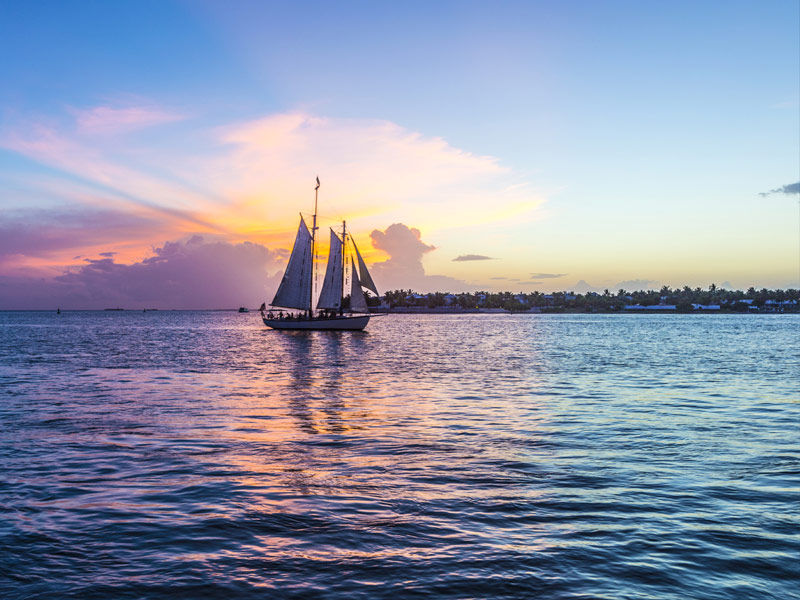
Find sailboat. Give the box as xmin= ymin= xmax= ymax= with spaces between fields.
xmin=261 ymin=178 xmax=380 ymax=331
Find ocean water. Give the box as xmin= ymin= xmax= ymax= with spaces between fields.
xmin=0 ymin=311 xmax=798 ymax=599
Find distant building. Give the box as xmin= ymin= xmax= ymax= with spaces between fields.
xmin=765 ymin=300 xmax=797 ymax=308
xmin=692 ymin=304 xmax=720 ymax=310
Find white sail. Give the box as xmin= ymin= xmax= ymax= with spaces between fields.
xmin=271 ymin=217 xmax=313 ymax=310
xmin=349 ymin=257 xmax=369 ymax=312
xmin=316 ymin=229 xmax=343 ymax=310
xmin=351 ymin=239 xmax=379 ymax=297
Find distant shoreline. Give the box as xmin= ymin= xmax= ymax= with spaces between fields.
xmin=1 ymin=307 xmax=796 ymax=314
xmin=376 ymin=307 xmax=796 ymax=315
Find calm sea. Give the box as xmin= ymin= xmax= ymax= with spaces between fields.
xmin=0 ymin=311 xmax=798 ymax=599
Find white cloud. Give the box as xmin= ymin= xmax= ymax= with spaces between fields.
xmin=368 ymin=223 xmax=470 ymax=293
xmin=74 ymin=104 xmax=184 ymax=134
xmin=613 ymin=279 xmax=659 ymax=290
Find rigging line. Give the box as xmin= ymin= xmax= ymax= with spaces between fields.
xmin=307 ymin=213 xmax=348 ymax=228
xmin=301 ymin=215 xmax=348 ymax=238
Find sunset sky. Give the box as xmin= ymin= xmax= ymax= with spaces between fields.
xmin=1 ymin=1 xmax=798 ymax=308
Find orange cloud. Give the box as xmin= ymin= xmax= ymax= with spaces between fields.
xmin=1 ymin=108 xmax=546 ymax=277
xmin=215 ymin=112 xmax=545 ymax=236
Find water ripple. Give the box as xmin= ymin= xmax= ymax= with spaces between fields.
xmin=1 ymin=311 xmax=798 ymax=599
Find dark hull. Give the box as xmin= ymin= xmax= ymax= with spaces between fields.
xmin=262 ymin=314 xmax=370 ymax=330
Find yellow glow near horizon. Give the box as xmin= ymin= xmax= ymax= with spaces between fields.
xmin=2 ymin=108 xmax=798 ymax=292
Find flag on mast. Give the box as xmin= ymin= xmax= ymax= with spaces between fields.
xmin=315 ymin=176 xmax=320 ymax=190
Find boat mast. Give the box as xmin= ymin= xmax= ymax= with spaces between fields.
xmin=341 ymin=220 xmax=347 ymax=311
xmin=310 ymin=177 xmax=320 ymax=317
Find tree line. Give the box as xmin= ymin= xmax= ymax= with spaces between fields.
xmin=379 ymin=285 xmax=800 ymax=312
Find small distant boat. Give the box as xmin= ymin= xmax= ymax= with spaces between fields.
xmin=261 ymin=178 xmax=379 ymax=331
xmin=238 ymin=307 xmax=250 ymax=313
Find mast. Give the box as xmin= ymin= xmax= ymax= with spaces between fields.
xmin=310 ymin=177 xmax=320 ymax=317
xmin=341 ymin=220 xmax=346 ymax=311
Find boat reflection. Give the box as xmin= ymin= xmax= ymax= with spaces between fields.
xmin=276 ymin=330 xmax=370 ymax=436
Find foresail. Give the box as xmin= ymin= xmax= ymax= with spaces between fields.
xmin=271 ymin=217 xmax=313 ymax=310
xmin=349 ymin=258 xmax=369 ymax=313
xmin=316 ymin=229 xmax=343 ymax=310
xmin=351 ymin=239 xmax=379 ymax=297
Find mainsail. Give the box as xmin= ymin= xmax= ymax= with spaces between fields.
xmin=351 ymin=239 xmax=379 ymax=297
xmin=271 ymin=217 xmax=313 ymax=310
xmin=349 ymin=257 xmax=369 ymax=313
xmin=316 ymin=229 xmax=343 ymax=310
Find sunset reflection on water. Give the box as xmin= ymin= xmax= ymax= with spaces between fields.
xmin=1 ymin=311 xmax=798 ymax=599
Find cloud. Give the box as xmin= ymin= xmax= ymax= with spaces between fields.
xmin=759 ymin=182 xmax=800 ymax=197
xmin=369 ymin=223 xmax=434 ymax=284
xmin=368 ymin=223 xmax=469 ymax=293
xmin=98 ymin=251 xmax=117 ymax=258
xmin=452 ymin=254 xmax=495 ymax=262
xmin=530 ymin=272 xmax=566 ymax=279
xmin=571 ymin=280 xmax=603 ymax=294
xmin=490 ymin=276 xmax=508 ymax=280
xmin=0 ymin=121 xmax=227 ymax=238
xmin=220 ymin=113 xmax=506 ymax=198
xmin=1 ymin=106 xmax=545 ymax=283
xmin=214 ymin=112 xmax=545 ymax=232
xmin=0 ymin=207 xmax=163 ymax=264
xmin=613 ymin=279 xmax=659 ymax=290
xmin=0 ymin=236 xmax=284 ymax=310
xmin=73 ymin=104 xmax=184 ymax=135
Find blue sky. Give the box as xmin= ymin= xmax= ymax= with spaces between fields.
xmin=0 ymin=0 xmax=798 ymax=307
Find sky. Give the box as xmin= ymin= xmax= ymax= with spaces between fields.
xmin=0 ymin=0 xmax=798 ymax=308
